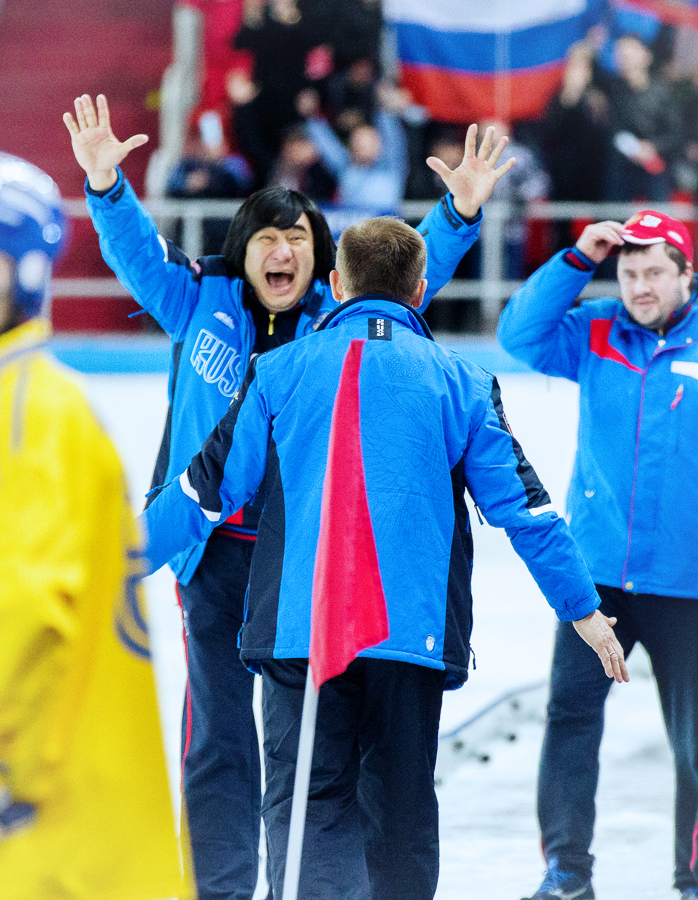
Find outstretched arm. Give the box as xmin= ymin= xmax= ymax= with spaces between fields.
xmin=426 ymin=123 xmax=515 ymax=219
xmin=462 ymin=373 xmax=628 ymax=682
xmin=414 ymin=122 xmax=514 ymax=309
xmin=63 ymin=93 xmax=149 ymax=191
xmin=142 ymin=356 xmax=271 ymax=573
xmin=63 ymin=93 xmax=203 ymax=336
xmin=497 ymin=222 xmax=626 ymax=379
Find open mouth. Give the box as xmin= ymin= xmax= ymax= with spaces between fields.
xmin=266 ymin=272 xmax=294 ymax=290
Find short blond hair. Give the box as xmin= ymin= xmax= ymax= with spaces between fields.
xmin=336 ymin=216 xmax=427 ymax=303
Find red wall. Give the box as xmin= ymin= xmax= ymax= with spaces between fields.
xmin=0 ymin=0 xmax=176 ymax=330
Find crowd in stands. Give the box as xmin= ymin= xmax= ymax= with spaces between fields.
xmin=168 ymin=0 xmax=698 ymax=309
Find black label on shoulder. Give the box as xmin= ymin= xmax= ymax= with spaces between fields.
xmin=368 ymin=318 xmax=391 ymax=340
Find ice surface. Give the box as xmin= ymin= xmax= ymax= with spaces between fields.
xmin=82 ymin=369 xmax=676 ymax=900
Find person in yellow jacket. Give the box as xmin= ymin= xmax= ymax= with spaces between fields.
xmin=0 ymin=152 xmax=194 ymax=899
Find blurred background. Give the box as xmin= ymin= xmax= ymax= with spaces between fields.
xmin=5 ymin=0 xmax=698 ymax=340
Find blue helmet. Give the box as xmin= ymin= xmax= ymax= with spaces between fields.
xmin=0 ymin=152 xmax=67 ymax=319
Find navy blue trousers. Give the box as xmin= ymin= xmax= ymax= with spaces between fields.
xmin=260 ymin=657 xmax=446 ymax=900
xmin=178 ymin=533 xmax=268 ymax=900
xmin=538 ymin=585 xmax=698 ymax=892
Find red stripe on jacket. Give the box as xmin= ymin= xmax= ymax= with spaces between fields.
xmin=589 ymin=319 xmax=644 ymax=373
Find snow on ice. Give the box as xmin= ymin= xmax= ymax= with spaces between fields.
xmin=82 ymin=365 xmax=677 ymax=900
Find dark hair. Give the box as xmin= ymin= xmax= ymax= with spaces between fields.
xmin=221 ymin=186 xmax=336 ymax=282
xmin=336 ymin=216 xmax=426 ymax=303
xmin=427 ymin=123 xmax=464 ymax=150
xmin=620 ymin=241 xmax=688 ymax=274
xmin=280 ymin=122 xmax=312 ymax=146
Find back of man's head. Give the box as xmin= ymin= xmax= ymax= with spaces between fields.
xmin=336 ymin=216 xmax=426 ymax=304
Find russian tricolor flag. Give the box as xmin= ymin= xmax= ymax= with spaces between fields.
xmin=385 ymin=0 xmax=607 ymax=122
xmin=622 ymin=0 xmax=698 ymax=27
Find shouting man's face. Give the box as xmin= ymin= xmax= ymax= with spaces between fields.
xmin=244 ymin=214 xmax=315 ymax=313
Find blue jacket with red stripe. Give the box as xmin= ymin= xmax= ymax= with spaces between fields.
xmin=143 ymin=296 xmax=600 ymax=688
xmin=86 ymin=170 xmax=484 ymax=584
xmin=498 ymin=248 xmax=698 ymax=599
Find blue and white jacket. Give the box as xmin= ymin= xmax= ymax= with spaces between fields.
xmin=86 ymin=170 xmax=483 ymax=583
xmin=498 ymin=248 xmax=698 ymax=599
xmin=143 ymin=296 xmax=600 ymax=688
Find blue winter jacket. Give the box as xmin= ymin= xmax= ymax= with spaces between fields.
xmin=143 ymin=296 xmax=600 ymax=688
xmin=86 ymin=169 xmax=481 ymax=583
xmin=498 ymin=248 xmax=698 ymax=599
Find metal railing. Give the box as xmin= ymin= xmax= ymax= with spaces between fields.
xmin=56 ymin=197 xmax=698 ymax=331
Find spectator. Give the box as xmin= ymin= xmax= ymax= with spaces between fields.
xmin=670 ymin=66 xmax=698 ymax=200
xmin=405 ymin=124 xmax=466 ymax=202
xmin=541 ymin=42 xmax=609 ymax=250
xmin=166 ymin=109 xmax=254 ymax=255
xmin=302 ymin=82 xmax=410 ymax=212
xmin=0 ymin=152 xmax=191 ymax=900
xmin=499 ymin=211 xmax=698 ymax=900
xmin=329 ymin=0 xmax=382 ymax=73
xmin=600 ymin=33 xmax=681 ymax=201
xmin=226 ymin=67 xmax=268 ymax=188
xmin=267 ymin=122 xmax=337 ymax=202
xmin=324 ymin=56 xmax=379 ymax=141
xmin=141 ymin=214 xmax=627 ymax=900
xmin=232 ymin=0 xmax=330 ymax=185
xmin=541 ymin=42 xmax=609 ymax=252
xmin=593 ymin=5 xmax=669 ymax=77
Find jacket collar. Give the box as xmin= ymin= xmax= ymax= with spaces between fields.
xmin=0 ymin=318 xmax=50 ymax=369
xmin=615 ymin=290 xmax=698 ymax=340
xmin=662 ymin=294 xmax=695 ymax=334
xmin=316 ymin=294 xmax=434 ymax=340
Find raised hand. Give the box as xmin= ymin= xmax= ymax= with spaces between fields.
xmin=426 ymin=123 xmax=515 ymax=220
xmin=63 ymin=94 xmax=148 ymax=192
xmin=574 ymin=220 xmax=625 ymax=265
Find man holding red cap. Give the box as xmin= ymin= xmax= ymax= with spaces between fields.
xmin=499 ymin=211 xmax=698 ymax=900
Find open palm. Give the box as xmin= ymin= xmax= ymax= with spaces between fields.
xmin=63 ymin=93 xmax=148 ymax=190
xmin=427 ymin=124 xmax=515 ymax=219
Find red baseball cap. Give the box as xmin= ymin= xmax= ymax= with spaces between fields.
xmin=621 ymin=210 xmax=694 ymax=264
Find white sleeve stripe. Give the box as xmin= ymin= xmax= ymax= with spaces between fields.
xmin=528 ymin=503 xmax=556 ymax=517
xmin=179 ymin=470 xmax=199 ymax=502
xmin=179 ymin=471 xmax=222 ymax=522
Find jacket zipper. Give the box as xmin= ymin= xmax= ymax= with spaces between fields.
xmin=621 ymin=338 xmax=686 ymax=589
